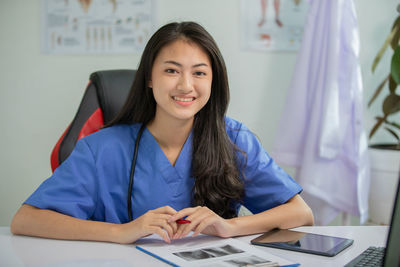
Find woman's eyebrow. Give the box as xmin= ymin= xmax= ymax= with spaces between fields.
xmin=164 ymin=60 xmax=209 ymax=68
xmin=192 ymin=63 xmax=209 ymax=68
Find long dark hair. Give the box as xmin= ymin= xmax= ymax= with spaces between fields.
xmin=109 ymin=21 xmax=244 ymax=218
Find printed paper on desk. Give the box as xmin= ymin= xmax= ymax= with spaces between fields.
xmin=136 ymin=234 xmax=299 ymax=267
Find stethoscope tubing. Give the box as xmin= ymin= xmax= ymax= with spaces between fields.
xmin=127 ymin=123 xmax=146 ymax=221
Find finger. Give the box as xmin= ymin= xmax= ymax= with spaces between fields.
xmin=174 ymin=223 xmax=190 ymax=239
xmin=177 ymin=209 xmax=215 ymax=238
xmin=147 ymin=213 xmax=173 ymax=222
xmin=168 ymin=207 xmax=200 ymax=223
xmin=164 ymin=222 xmax=177 ymax=239
xmin=174 ymin=214 xmax=206 ymax=239
xmin=176 ymin=219 xmax=201 ymax=239
xmin=152 ymin=206 xmax=177 ymax=215
xmin=170 ymin=221 xmax=178 ymax=234
xmin=151 ymin=217 xmax=175 ymax=238
xmin=151 ymin=227 xmax=171 ymax=243
xmin=192 ymin=215 xmax=215 ymax=237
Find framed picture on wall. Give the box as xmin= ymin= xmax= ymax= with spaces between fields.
xmin=241 ymin=0 xmax=309 ymax=52
xmin=40 ymin=0 xmax=154 ymax=54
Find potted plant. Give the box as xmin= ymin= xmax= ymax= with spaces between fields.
xmin=368 ymin=5 xmax=400 ymax=225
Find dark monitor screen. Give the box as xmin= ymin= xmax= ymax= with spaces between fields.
xmin=383 ymin=177 xmax=400 ymax=267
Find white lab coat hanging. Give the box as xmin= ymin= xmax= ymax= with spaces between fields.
xmin=272 ymin=0 xmax=370 ymax=225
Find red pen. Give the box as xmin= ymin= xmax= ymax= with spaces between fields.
xmin=176 ymin=219 xmax=191 ymax=224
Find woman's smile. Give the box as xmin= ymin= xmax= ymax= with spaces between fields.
xmin=173 ymin=96 xmax=195 ymax=102
xmin=173 ymin=96 xmax=196 ymax=106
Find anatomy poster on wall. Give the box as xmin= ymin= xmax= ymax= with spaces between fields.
xmin=41 ymin=0 xmax=154 ymax=54
xmin=241 ymin=0 xmax=309 ymax=51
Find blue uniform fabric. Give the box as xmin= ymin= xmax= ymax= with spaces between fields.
xmin=25 ymin=117 xmax=302 ymax=224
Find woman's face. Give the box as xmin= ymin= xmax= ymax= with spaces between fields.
xmin=149 ymin=39 xmax=212 ymax=125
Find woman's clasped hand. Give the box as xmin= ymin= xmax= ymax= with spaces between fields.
xmin=116 ymin=205 xmax=233 ymax=244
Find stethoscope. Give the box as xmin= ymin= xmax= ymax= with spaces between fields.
xmin=127 ymin=124 xmax=146 ymax=221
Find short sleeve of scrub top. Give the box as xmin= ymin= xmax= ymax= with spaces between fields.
xmin=25 ymin=138 xmax=98 ymax=220
xmin=24 ymin=124 xmax=138 ymax=223
xmin=225 ymin=118 xmax=302 ymax=214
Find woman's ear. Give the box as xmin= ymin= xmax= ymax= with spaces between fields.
xmin=148 ymin=80 xmax=152 ymax=88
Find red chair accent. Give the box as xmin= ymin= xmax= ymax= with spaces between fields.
xmin=50 ymin=70 xmax=136 ymax=172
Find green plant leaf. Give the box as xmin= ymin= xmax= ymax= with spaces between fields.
xmin=372 ymin=26 xmax=397 ymax=73
xmin=368 ymin=75 xmax=390 ymax=107
xmin=384 ymin=127 xmax=400 ymax=141
xmin=389 ymin=74 xmax=397 ymax=93
xmin=386 ymin=120 xmax=400 ymax=130
xmin=390 ymin=16 xmax=400 ymax=49
xmin=370 ymin=115 xmax=387 ymax=139
xmin=391 ymin=45 xmax=400 ymax=84
xmin=382 ymin=93 xmax=400 ymax=115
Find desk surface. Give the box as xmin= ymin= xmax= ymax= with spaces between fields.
xmin=0 ymin=226 xmax=388 ymax=267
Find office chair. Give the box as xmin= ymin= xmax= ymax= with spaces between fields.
xmin=50 ymin=69 xmax=136 ymax=172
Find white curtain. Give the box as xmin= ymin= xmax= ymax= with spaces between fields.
xmin=272 ymin=0 xmax=370 ymax=225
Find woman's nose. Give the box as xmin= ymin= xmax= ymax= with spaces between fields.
xmin=177 ymin=73 xmax=193 ymax=92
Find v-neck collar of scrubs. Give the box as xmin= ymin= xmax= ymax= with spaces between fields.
xmin=140 ymin=127 xmax=193 ymax=186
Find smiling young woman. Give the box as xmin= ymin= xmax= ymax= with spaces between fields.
xmin=11 ymin=22 xmax=313 ymax=244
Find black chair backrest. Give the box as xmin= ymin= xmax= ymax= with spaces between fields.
xmin=50 ymin=69 xmax=136 ymax=172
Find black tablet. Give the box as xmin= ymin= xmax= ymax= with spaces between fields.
xmin=251 ymin=229 xmax=354 ymax=257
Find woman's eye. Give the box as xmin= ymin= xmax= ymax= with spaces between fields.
xmin=194 ymin=71 xmax=206 ymax=76
xmin=165 ymin=69 xmax=177 ymax=74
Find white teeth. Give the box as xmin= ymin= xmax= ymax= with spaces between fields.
xmin=173 ymin=96 xmax=194 ymax=102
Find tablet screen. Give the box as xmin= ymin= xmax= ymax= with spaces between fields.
xmin=251 ymin=229 xmax=353 ymax=257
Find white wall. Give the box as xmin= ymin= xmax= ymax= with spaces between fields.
xmin=0 ymin=0 xmax=397 ymax=226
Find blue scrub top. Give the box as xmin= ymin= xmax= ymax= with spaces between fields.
xmin=25 ymin=117 xmax=302 ymax=224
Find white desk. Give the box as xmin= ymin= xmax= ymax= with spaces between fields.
xmin=0 ymin=226 xmax=388 ymax=267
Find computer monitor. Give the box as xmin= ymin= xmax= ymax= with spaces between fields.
xmin=383 ymin=175 xmax=400 ymax=267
